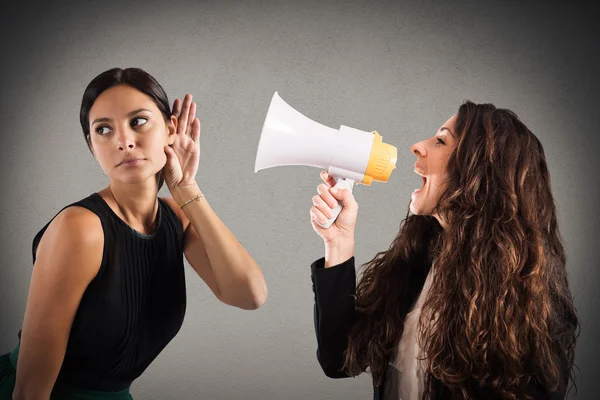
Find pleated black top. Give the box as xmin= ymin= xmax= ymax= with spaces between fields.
xmin=18 ymin=193 xmax=187 ymax=391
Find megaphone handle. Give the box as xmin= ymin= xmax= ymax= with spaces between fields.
xmin=317 ymin=178 xmax=355 ymax=229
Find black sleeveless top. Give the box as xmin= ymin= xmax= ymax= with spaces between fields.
xmin=18 ymin=193 xmax=187 ymax=391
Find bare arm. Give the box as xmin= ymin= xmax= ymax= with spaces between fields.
xmin=162 ymin=195 xmax=267 ymax=310
xmin=13 ymin=207 xmax=103 ymax=400
xmin=162 ymin=95 xmax=266 ymax=310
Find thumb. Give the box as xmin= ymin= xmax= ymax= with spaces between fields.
xmin=164 ymin=145 xmax=179 ymax=171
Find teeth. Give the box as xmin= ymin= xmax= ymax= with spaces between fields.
xmin=414 ymin=167 xmax=427 ymax=176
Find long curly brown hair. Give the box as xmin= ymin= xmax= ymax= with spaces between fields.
xmin=343 ymin=101 xmax=579 ymax=399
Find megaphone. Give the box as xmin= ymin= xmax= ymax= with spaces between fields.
xmin=255 ymin=92 xmax=397 ymax=228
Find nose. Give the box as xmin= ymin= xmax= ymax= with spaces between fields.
xmin=117 ymin=128 xmax=135 ymax=151
xmin=411 ymin=140 xmax=426 ymax=157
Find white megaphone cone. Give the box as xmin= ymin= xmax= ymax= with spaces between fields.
xmin=255 ymin=92 xmax=397 ymax=229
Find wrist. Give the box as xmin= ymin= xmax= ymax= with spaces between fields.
xmin=171 ymin=182 xmax=202 ymax=206
xmin=324 ymin=237 xmax=355 ymax=268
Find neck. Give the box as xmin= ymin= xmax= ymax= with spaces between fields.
xmin=106 ymin=179 xmax=159 ymax=233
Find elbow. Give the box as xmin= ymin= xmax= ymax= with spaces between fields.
xmin=316 ymin=350 xmax=350 ymax=379
xmin=228 ymin=293 xmax=266 ymax=310
xmin=12 ymin=385 xmax=51 ymax=400
xmin=11 ymin=391 xmax=29 ymax=400
xmin=323 ymin=368 xmax=348 ymax=379
xmin=243 ymin=269 xmax=268 ymax=310
xmin=251 ymin=287 xmax=268 ymax=309
xmin=220 ymin=278 xmax=268 ymax=310
xmin=243 ymin=281 xmax=268 ymax=310
xmin=319 ymin=362 xmax=349 ymax=379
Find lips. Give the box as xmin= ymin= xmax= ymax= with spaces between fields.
xmin=117 ymin=158 xmax=145 ymax=166
xmin=414 ymin=164 xmax=427 ymax=176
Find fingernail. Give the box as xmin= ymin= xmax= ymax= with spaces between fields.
xmin=331 ymin=187 xmax=338 ymax=193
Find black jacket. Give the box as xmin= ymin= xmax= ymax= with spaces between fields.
xmin=310 ymin=256 xmax=567 ymax=400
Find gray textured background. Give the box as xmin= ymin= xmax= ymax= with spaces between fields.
xmin=1 ymin=0 xmax=598 ymax=399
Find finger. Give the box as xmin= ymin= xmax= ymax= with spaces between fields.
xmin=177 ymin=94 xmax=193 ymax=135
xmin=191 ymin=118 xmax=201 ymax=142
xmin=164 ymin=145 xmax=179 ymax=170
xmin=320 ymin=170 xmax=337 ymax=187
xmin=310 ymin=218 xmax=323 ymax=231
xmin=186 ymin=102 xmax=197 ymax=137
xmin=316 ymin=183 xmax=338 ymax=209
xmin=310 ymin=217 xmax=327 ymax=232
xmin=172 ymin=98 xmax=181 ymax=117
xmin=310 ymin=206 xmax=329 ymax=226
xmin=329 ymin=187 xmax=358 ymax=210
xmin=312 ymin=194 xmax=334 ymax=219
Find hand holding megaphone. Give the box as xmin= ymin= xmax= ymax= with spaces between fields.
xmin=255 ymin=92 xmax=397 ymax=229
xmin=310 ymin=170 xmax=359 ymax=241
xmin=311 ymin=173 xmax=356 ymax=229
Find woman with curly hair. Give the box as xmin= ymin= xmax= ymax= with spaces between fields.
xmin=309 ymin=101 xmax=578 ymax=399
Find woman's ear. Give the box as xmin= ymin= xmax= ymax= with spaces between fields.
xmin=167 ymin=115 xmax=178 ymax=146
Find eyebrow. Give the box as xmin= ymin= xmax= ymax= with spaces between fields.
xmin=440 ymin=127 xmax=456 ymax=138
xmin=91 ymin=108 xmax=152 ymax=125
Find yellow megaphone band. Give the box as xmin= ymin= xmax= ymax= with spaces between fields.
xmin=362 ymin=131 xmax=398 ymax=186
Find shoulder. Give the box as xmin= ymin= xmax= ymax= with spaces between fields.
xmin=37 ymin=206 xmax=103 ymax=259
xmin=34 ymin=205 xmax=104 ymax=281
xmin=52 ymin=205 xmax=103 ymax=241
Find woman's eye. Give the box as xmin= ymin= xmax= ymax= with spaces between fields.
xmin=436 ymin=137 xmax=445 ymax=145
xmin=131 ymin=117 xmax=148 ymax=127
xmin=96 ymin=126 xmax=110 ymax=135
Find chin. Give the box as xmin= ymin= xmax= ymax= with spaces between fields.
xmin=409 ymin=203 xmax=421 ymax=215
xmin=409 ymin=202 xmax=433 ymax=216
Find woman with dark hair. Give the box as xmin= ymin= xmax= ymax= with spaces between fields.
xmin=0 ymin=67 xmax=267 ymax=399
xmin=310 ymin=102 xmax=578 ymax=399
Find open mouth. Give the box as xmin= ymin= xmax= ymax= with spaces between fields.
xmin=414 ymin=166 xmax=427 ymax=192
